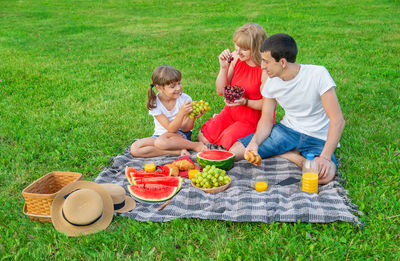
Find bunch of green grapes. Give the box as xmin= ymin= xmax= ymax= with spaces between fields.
xmin=192 ymin=165 xmax=231 ymax=189
xmin=188 ymin=100 xmax=211 ymax=119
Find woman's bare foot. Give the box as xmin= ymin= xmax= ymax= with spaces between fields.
xmin=193 ymin=142 xmax=208 ymax=152
xmin=180 ymin=149 xmax=190 ymax=156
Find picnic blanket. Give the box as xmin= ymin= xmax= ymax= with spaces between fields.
xmin=94 ymin=148 xmax=363 ymax=225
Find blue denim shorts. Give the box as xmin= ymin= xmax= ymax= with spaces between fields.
xmin=239 ymin=123 xmax=337 ymax=165
xmin=152 ymin=130 xmax=192 ymax=141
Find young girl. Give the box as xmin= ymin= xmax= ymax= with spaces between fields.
xmin=130 ymin=65 xmax=207 ymax=158
xmin=199 ymin=23 xmax=275 ymax=151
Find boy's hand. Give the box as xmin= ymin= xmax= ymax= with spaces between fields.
xmin=315 ymin=157 xmax=332 ymax=179
xmin=178 ymin=102 xmax=193 ymax=116
xmin=245 ymin=141 xmax=259 ymax=156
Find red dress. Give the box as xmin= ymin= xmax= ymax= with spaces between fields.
xmin=201 ymin=59 xmax=274 ymax=150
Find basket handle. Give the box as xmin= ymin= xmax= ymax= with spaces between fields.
xmin=23 ymin=203 xmax=51 ymax=219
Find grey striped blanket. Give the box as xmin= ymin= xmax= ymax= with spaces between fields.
xmin=94 ymin=149 xmax=362 ymax=225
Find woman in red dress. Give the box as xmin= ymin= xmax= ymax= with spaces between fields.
xmin=199 ymin=23 xmax=275 ymax=150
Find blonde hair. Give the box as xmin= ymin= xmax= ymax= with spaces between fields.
xmin=146 ymin=65 xmax=182 ymax=110
xmin=233 ymin=23 xmax=267 ymax=67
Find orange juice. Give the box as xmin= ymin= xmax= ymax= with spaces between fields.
xmin=302 ymin=172 xmax=318 ymax=193
xmin=144 ymin=163 xmax=156 ymax=172
xmin=255 ymin=181 xmax=268 ymax=192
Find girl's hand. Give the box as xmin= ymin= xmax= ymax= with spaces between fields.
xmin=193 ymin=109 xmax=205 ymax=119
xmin=224 ymin=98 xmax=247 ymax=107
xmin=178 ymin=102 xmax=193 ymax=116
xmin=219 ymin=49 xmax=232 ymax=69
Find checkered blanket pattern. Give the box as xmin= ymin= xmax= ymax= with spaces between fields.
xmin=94 ymin=149 xmax=362 ymax=225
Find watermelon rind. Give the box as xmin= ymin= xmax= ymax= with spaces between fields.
xmin=127 ymin=181 xmax=182 ymax=202
xmin=125 ymin=166 xmax=134 ymax=184
xmin=197 ymin=150 xmax=235 ymax=170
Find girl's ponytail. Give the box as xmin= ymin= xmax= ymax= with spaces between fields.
xmin=146 ymin=83 xmax=157 ymax=110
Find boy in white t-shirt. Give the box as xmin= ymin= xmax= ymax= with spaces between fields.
xmin=230 ymin=34 xmax=345 ymax=184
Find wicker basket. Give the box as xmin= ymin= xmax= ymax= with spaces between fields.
xmin=22 ymin=171 xmax=82 ymax=222
xmin=191 ymin=178 xmax=231 ymax=194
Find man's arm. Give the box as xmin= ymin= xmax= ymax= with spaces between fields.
xmin=317 ymin=87 xmax=345 ymax=177
xmin=245 ymin=97 xmax=276 ymax=154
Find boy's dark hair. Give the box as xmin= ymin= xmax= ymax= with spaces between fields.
xmin=260 ymin=33 xmax=298 ymax=63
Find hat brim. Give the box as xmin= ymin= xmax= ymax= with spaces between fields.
xmin=115 ymin=196 xmax=136 ymax=213
xmin=51 ymin=181 xmax=114 ymax=237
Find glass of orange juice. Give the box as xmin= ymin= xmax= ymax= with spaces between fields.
xmin=143 ymin=160 xmax=156 ymax=172
xmin=253 ymin=175 xmax=268 ymax=192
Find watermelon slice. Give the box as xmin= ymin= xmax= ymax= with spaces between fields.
xmin=197 ymin=150 xmax=235 ymax=170
xmin=133 ymin=176 xmax=182 ymax=187
xmin=125 ymin=166 xmax=171 ymax=184
xmin=127 ymin=183 xmax=182 ymax=202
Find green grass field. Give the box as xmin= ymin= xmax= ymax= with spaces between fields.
xmin=1 ymin=0 xmax=399 ymax=259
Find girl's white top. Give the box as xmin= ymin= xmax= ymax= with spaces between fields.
xmin=149 ymin=93 xmax=192 ymax=136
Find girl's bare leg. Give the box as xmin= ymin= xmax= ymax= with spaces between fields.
xmin=155 ymin=133 xmax=207 ymax=152
xmin=130 ymin=137 xmax=182 ymax=158
xmin=180 ymin=149 xmax=190 ymax=156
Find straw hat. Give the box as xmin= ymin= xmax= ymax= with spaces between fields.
xmin=100 ymin=183 xmax=136 ymax=213
xmin=51 ymin=181 xmax=114 ymax=237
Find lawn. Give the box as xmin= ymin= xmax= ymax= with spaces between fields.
xmin=1 ymin=0 xmax=399 ymax=259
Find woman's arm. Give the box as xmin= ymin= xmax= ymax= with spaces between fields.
xmin=216 ymin=50 xmax=237 ymax=96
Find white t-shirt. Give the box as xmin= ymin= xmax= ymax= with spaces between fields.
xmin=149 ymin=93 xmax=192 ymax=136
xmin=261 ymin=64 xmax=336 ymax=141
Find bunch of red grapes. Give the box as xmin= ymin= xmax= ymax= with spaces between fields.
xmin=224 ymin=85 xmax=244 ymax=103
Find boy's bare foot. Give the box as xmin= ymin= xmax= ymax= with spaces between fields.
xmin=193 ymin=142 xmax=208 ymax=152
xmin=278 ymin=150 xmax=304 ymax=168
xmin=180 ymin=149 xmax=190 ymax=156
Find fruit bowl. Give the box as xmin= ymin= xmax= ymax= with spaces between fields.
xmin=191 ymin=178 xmax=231 ymax=194
xmin=223 ymin=85 xmax=244 ymax=103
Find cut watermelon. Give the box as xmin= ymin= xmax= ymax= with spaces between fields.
xmin=133 ymin=176 xmax=182 ymax=187
xmin=127 ymin=183 xmax=182 ymax=202
xmin=125 ymin=166 xmax=171 ymax=184
xmin=197 ymin=150 xmax=235 ymax=170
